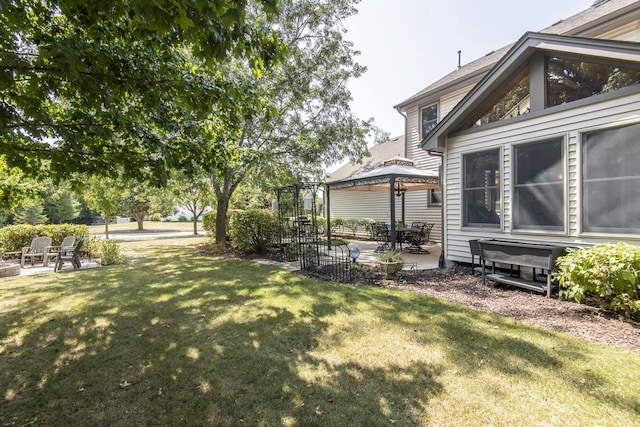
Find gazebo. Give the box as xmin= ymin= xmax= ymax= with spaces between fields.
xmin=325 ymin=156 xmax=440 ymax=249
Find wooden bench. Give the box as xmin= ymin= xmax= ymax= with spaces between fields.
xmin=476 ymin=239 xmax=569 ymax=297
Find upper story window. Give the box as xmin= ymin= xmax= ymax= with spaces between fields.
xmin=546 ymin=56 xmax=640 ymax=107
xmin=513 ymin=138 xmax=565 ymax=231
xmin=421 ymin=104 xmax=438 ymax=138
xmin=582 ymin=122 xmax=640 ymax=234
xmin=468 ymin=66 xmax=530 ymax=129
xmin=463 ymin=149 xmax=501 ymax=228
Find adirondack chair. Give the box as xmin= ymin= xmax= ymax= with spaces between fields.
xmin=44 ymin=236 xmax=76 ymax=267
xmin=21 ymin=236 xmax=53 ymax=267
xmin=54 ymin=237 xmax=85 ymax=272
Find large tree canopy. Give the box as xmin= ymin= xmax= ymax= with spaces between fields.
xmin=0 ymin=0 xmax=283 ymax=184
xmin=210 ymin=0 xmax=373 ymax=244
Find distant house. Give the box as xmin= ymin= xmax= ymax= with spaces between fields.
xmin=393 ymin=0 xmax=640 ymax=265
xmin=326 ymin=135 xmax=442 ymax=239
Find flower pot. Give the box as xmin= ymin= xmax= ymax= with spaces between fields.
xmin=378 ymin=260 xmax=404 ymax=276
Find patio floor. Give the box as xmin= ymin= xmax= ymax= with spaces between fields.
xmin=347 ymin=239 xmax=441 ymax=271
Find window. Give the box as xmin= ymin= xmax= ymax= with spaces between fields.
xmin=463 ymin=149 xmax=500 ymax=227
xmin=582 ymin=122 xmax=640 ymax=233
xmin=547 ymin=56 xmax=640 ymax=107
xmin=421 ymin=104 xmax=438 ymax=138
xmin=513 ymin=139 xmax=564 ymax=231
xmin=428 ymin=189 xmax=442 ymax=207
xmin=463 ymin=65 xmax=530 ymax=129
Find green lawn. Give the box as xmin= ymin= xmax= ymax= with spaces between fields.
xmin=1 ymin=240 xmax=639 ymax=426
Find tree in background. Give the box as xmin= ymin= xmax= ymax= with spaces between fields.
xmin=120 ymin=182 xmax=176 ymax=231
xmin=172 ymin=171 xmax=215 ymax=235
xmin=44 ymin=188 xmax=81 ymax=224
xmin=13 ymin=199 xmax=48 ymax=225
xmin=83 ymin=177 xmax=122 ymax=239
xmin=210 ymin=0 xmax=371 ymax=245
xmin=1 ymin=1 xmax=284 ymax=185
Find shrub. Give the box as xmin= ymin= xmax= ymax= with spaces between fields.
xmin=100 ymin=239 xmax=124 ymax=265
xmin=556 ymin=243 xmax=640 ymax=319
xmin=330 ymin=218 xmax=345 ymax=234
xmin=178 ymin=215 xmax=188 ymax=222
xmin=149 ymin=213 xmax=163 ymax=222
xmin=0 ymin=224 xmax=90 ymax=252
xmin=229 ymin=209 xmax=278 ymax=254
xmin=344 ymin=219 xmax=363 ymax=237
xmin=202 ymin=210 xmax=217 ymax=234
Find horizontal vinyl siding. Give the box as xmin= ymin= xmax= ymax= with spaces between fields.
xmin=444 ymin=90 xmax=640 ymax=263
xmin=440 ymin=84 xmax=475 ymax=118
xmin=329 ymin=191 xmax=393 ymax=223
xmin=597 ymin=20 xmax=640 ymax=42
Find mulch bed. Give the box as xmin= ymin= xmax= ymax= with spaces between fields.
xmin=324 ymin=263 xmax=640 ymax=354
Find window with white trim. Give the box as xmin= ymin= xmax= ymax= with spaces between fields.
xmin=582 ymin=122 xmax=640 ymax=233
xmin=462 ymin=149 xmax=500 ymax=228
xmin=428 ymin=189 xmax=442 ymax=207
xmin=421 ymin=104 xmax=438 ymax=138
xmin=513 ymin=138 xmax=565 ymax=231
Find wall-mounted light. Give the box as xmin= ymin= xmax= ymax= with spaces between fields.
xmin=394 ymin=182 xmax=407 ymax=197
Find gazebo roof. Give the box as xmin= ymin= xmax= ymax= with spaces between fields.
xmin=326 ymin=156 xmax=439 ymax=192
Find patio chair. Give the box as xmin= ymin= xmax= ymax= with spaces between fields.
xmin=21 ymin=236 xmax=53 ymax=267
xmin=54 ymin=237 xmax=85 ymax=272
xmin=404 ymin=222 xmax=434 ymax=253
xmin=44 ymin=236 xmax=76 ymax=267
xmin=373 ymin=222 xmax=391 ymax=253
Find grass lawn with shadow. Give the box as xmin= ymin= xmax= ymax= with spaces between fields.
xmin=1 ymin=240 xmax=640 ymax=426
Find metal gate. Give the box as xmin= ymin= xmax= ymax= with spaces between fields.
xmin=275 ymin=183 xmax=351 ymax=282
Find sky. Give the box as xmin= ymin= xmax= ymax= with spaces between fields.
xmin=343 ymin=0 xmax=592 ymax=138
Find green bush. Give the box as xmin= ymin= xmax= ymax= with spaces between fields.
xmin=556 ymin=243 xmax=640 ymax=319
xmin=229 ymin=209 xmax=278 ymax=254
xmin=0 ymin=224 xmax=90 ymax=252
xmin=100 ymin=239 xmax=124 ymax=265
xmin=330 ymin=218 xmax=345 ymax=233
xmin=149 ymin=213 xmax=163 ymax=222
xmin=344 ymin=219 xmax=363 ymax=237
xmin=202 ymin=210 xmax=217 ymax=234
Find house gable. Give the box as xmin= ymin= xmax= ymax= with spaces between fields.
xmin=421 ymin=32 xmax=640 ymax=153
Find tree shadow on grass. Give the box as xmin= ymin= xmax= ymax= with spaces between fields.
xmin=1 ymin=245 xmax=639 ymax=425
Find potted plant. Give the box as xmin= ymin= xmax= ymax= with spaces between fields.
xmin=378 ymin=249 xmax=404 ymax=277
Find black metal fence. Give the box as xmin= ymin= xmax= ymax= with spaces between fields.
xmin=275 ymin=184 xmax=353 ymax=282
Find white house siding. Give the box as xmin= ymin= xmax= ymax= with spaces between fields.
xmin=440 ymin=85 xmax=475 ymax=118
xmin=596 ymin=20 xmax=640 ymax=41
xmin=444 ymin=90 xmax=640 ymax=264
xmin=402 ymin=107 xmax=444 ymax=241
xmin=329 ymin=189 xmax=440 ymax=241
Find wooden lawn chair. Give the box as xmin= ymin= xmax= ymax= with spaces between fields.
xmin=44 ymin=236 xmax=76 ymax=267
xmin=55 ymin=237 xmax=85 ymax=272
xmin=21 ymin=236 xmax=53 ymax=267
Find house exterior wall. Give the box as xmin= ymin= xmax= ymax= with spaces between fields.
xmin=328 ymin=190 xmax=440 ymax=241
xmin=443 ymin=90 xmax=640 ymax=263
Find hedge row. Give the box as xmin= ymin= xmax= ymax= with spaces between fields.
xmin=0 ymin=224 xmax=90 ymax=252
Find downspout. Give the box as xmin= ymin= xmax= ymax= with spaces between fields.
xmin=429 ymin=150 xmax=446 ymax=269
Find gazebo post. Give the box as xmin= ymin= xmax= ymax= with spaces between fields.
xmin=389 ymin=176 xmax=397 ymax=250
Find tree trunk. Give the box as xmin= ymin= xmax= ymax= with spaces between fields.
xmin=136 ymin=215 xmax=144 ymax=230
xmin=215 ymin=198 xmax=229 ymax=245
xmin=104 ymin=215 xmax=110 ymax=239
xmin=193 ymin=212 xmax=198 ymax=235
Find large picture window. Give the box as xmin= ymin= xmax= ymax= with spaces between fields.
xmin=582 ymin=122 xmax=640 ymax=233
xmin=463 ymin=149 xmax=500 ymax=227
xmin=513 ymin=139 xmax=564 ymax=231
xmin=421 ymin=104 xmax=438 ymax=138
